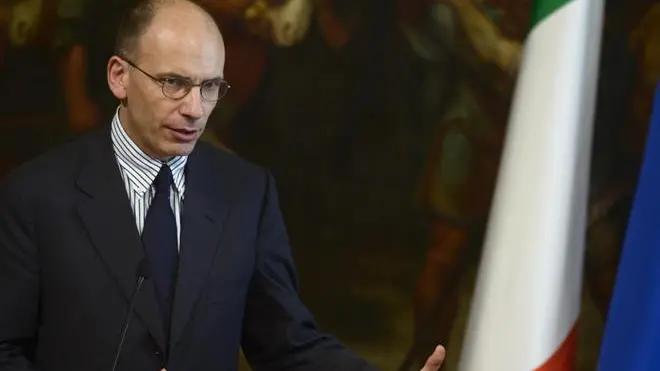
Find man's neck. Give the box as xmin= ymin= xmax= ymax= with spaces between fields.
xmin=117 ymin=106 xmax=172 ymax=162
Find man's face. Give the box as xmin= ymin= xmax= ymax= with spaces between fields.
xmin=113 ymin=9 xmax=226 ymax=159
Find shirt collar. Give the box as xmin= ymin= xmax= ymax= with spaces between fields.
xmin=110 ymin=107 xmax=187 ymax=196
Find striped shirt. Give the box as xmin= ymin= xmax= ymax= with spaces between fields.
xmin=110 ymin=109 xmax=187 ymax=249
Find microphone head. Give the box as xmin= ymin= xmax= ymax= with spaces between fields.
xmin=136 ymin=259 xmax=151 ymax=279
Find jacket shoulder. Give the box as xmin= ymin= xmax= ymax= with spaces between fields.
xmin=1 ymin=130 xmax=102 ymax=196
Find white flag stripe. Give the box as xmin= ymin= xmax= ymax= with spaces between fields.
xmin=458 ymin=0 xmax=604 ymax=369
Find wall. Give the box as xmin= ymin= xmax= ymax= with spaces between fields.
xmin=1 ymin=0 xmax=658 ymax=369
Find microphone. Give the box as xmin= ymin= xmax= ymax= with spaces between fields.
xmin=111 ymin=259 xmax=150 ymax=371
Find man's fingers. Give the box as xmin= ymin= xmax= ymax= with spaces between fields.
xmin=421 ymin=345 xmax=446 ymax=371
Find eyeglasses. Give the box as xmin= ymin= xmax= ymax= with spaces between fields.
xmin=120 ymin=57 xmax=230 ymax=102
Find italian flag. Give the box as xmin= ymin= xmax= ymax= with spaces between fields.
xmin=457 ymin=0 xmax=604 ymax=370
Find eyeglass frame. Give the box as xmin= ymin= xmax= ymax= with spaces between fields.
xmin=118 ymin=56 xmax=231 ymax=102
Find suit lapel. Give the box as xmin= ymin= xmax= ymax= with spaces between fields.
xmin=169 ymin=147 xmax=228 ymax=350
xmin=75 ymin=128 xmax=166 ymax=352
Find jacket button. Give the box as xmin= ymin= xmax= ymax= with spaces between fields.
xmin=153 ymin=350 xmax=161 ymax=356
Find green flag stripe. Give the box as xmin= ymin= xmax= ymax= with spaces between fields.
xmin=530 ymin=0 xmax=572 ymax=29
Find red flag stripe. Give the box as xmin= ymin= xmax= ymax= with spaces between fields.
xmin=533 ymin=324 xmax=579 ymax=371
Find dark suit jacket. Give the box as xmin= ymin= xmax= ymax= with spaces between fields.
xmin=0 ymin=126 xmax=377 ymax=371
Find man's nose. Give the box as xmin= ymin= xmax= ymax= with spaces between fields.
xmin=180 ymin=87 xmax=204 ymax=119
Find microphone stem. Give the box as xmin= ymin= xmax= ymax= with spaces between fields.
xmin=111 ymin=275 xmax=146 ymax=371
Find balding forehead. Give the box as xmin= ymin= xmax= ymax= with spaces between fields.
xmin=133 ymin=1 xmax=225 ymax=81
xmin=114 ymin=0 xmax=223 ymax=61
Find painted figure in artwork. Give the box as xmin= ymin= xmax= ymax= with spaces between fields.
xmin=396 ymin=0 xmax=523 ymax=368
xmin=195 ymin=0 xmax=315 ymax=151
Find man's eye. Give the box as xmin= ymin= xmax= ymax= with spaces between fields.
xmin=162 ymin=78 xmax=186 ymax=89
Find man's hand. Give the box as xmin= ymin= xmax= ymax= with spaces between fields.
xmin=420 ymin=345 xmax=446 ymax=370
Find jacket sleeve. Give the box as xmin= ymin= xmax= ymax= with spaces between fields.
xmin=240 ymin=171 xmax=379 ymax=371
xmin=0 ymin=175 xmax=40 ymax=371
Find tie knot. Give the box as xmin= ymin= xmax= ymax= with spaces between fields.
xmin=153 ymin=164 xmax=173 ymax=195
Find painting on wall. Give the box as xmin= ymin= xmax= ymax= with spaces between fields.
xmin=0 ymin=0 xmax=658 ymax=370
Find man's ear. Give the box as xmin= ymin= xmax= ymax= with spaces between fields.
xmin=107 ymin=56 xmax=129 ymax=101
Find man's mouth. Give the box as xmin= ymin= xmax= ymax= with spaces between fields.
xmin=170 ymin=128 xmax=197 ymax=135
xmin=168 ymin=127 xmax=199 ymax=142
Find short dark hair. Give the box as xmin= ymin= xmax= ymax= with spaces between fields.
xmin=113 ymin=0 xmax=167 ymax=60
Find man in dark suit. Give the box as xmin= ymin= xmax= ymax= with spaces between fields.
xmin=0 ymin=0 xmax=446 ymax=370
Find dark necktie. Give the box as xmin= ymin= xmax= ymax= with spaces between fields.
xmin=142 ymin=164 xmax=179 ymax=343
